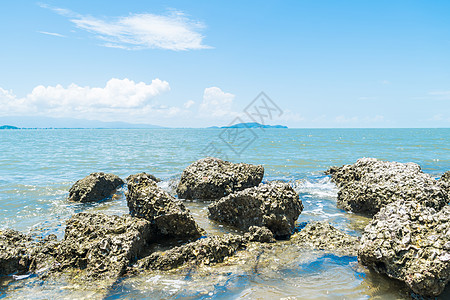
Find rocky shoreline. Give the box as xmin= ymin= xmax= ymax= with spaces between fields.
xmin=1 ymin=157 xmax=449 ymax=298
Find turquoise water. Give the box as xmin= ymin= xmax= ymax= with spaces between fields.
xmin=0 ymin=128 xmax=449 ymax=299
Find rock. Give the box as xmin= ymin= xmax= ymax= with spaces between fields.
xmin=126 ymin=172 xmax=160 ymax=184
xmin=137 ymin=234 xmax=245 ymax=271
xmin=327 ymin=158 xmax=448 ymax=216
xmin=439 ymin=171 xmax=450 ymax=190
xmin=177 ymin=157 xmax=264 ymax=200
xmin=208 ymin=182 xmax=303 ymax=239
xmin=0 ymin=229 xmax=33 ymax=275
xmin=244 ymin=226 xmax=276 ymax=243
xmin=358 ymin=201 xmax=450 ymax=297
xmin=126 ymin=173 xmax=204 ymax=239
xmin=68 ymin=172 xmax=124 ymax=203
xmin=291 ymin=222 xmax=359 ymax=256
xmin=56 ymin=213 xmax=153 ymax=284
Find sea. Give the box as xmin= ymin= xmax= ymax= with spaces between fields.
xmin=0 ymin=128 xmax=449 ymax=299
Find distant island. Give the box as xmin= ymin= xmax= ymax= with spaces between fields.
xmin=211 ymin=122 xmax=288 ymax=129
xmin=0 ymin=125 xmax=19 ymax=130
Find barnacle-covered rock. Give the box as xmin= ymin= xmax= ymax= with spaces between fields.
xmin=55 ymin=213 xmax=153 ymax=284
xmin=127 ymin=173 xmax=203 ymax=239
xmin=177 ymin=157 xmax=264 ymax=200
xmin=326 ymin=158 xmax=448 ymax=216
xmin=291 ymin=221 xmax=359 ymax=256
xmin=244 ymin=226 xmax=276 ymax=243
xmin=208 ymin=182 xmax=302 ymax=239
xmin=358 ymin=201 xmax=450 ymax=297
xmin=0 ymin=229 xmax=33 ymax=275
xmin=137 ymin=234 xmax=245 ymax=270
xmin=68 ymin=172 xmax=124 ymax=203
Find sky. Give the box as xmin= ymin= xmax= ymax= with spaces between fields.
xmin=0 ymin=0 xmax=449 ymax=128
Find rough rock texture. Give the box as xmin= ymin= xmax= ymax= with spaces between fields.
xmin=127 ymin=173 xmax=203 ymax=239
xmin=177 ymin=157 xmax=264 ymax=200
xmin=327 ymin=158 xmax=448 ymax=216
xmin=138 ymin=234 xmax=245 ymax=271
xmin=439 ymin=171 xmax=450 ymax=190
xmin=244 ymin=226 xmax=276 ymax=243
xmin=0 ymin=229 xmax=33 ymax=275
xmin=208 ymin=182 xmax=303 ymax=238
xmin=126 ymin=172 xmax=160 ymax=184
xmin=291 ymin=222 xmax=359 ymax=256
xmin=68 ymin=172 xmax=124 ymax=203
xmin=358 ymin=201 xmax=450 ymax=297
xmin=56 ymin=213 xmax=153 ymax=283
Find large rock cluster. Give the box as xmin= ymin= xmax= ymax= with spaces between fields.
xmin=208 ymin=182 xmax=302 ymax=239
xmin=126 ymin=172 xmax=203 ymax=239
xmin=358 ymin=201 xmax=450 ymax=297
xmin=68 ymin=172 xmax=124 ymax=203
xmin=327 ymin=158 xmax=448 ymax=216
xmin=176 ymin=157 xmax=264 ymax=200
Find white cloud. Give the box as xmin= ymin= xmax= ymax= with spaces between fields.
xmin=38 ymin=31 xmax=66 ymax=38
xmin=0 ymin=78 xmax=172 ymax=121
xmin=199 ymin=87 xmax=236 ymax=117
xmin=184 ymin=100 xmax=195 ymax=109
xmin=42 ymin=4 xmax=211 ymax=51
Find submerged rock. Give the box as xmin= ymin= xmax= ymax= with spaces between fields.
xmin=0 ymin=229 xmax=33 ymax=275
xmin=138 ymin=234 xmax=245 ymax=271
xmin=176 ymin=157 xmax=264 ymax=200
xmin=291 ymin=222 xmax=359 ymax=256
xmin=56 ymin=213 xmax=153 ymax=283
xmin=327 ymin=158 xmax=448 ymax=216
xmin=358 ymin=201 xmax=450 ymax=297
xmin=208 ymin=182 xmax=303 ymax=238
xmin=68 ymin=172 xmax=124 ymax=203
xmin=244 ymin=226 xmax=276 ymax=243
xmin=127 ymin=173 xmax=203 ymax=239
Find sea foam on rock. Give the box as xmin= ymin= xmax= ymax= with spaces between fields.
xmin=326 ymin=158 xmax=448 ymax=216
xmin=358 ymin=201 xmax=450 ymax=297
xmin=127 ymin=172 xmax=204 ymax=239
xmin=208 ymin=182 xmax=303 ymax=239
xmin=176 ymin=157 xmax=264 ymax=200
xmin=68 ymin=172 xmax=124 ymax=203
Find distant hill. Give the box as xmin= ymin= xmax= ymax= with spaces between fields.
xmin=0 ymin=116 xmax=165 ymax=129
xmin=0 ymin=125 xmax=19 ymax=129
xmin=220 ymin=122 xmax=287 ymax=129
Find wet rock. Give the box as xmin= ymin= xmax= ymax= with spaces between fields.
xmin=0 ymin=229 xmax=33 ymax=275
xmin=137 ymin=234 xmax=245 ymax=271
xmin=177 ymin=157 xmax=264 ymax=200
xmin=127 ymin=173 xmax=204 ymax=239
xmin=68 ymin=172 xmax=124 ymax=203
xmin=291 ymin=222 xmax=359 ymax=256
xmin=244 ymin=226 xmax=276 ymax=243
xmin=208 ymin=182 xmax=303 ymax=238
xmin=55 ymin=213 xmax=153 ymax=283
xmin=327 ymin=158 xmax=448 ymax=216
xmin=358 ymin=201 xmax=450 ymax=297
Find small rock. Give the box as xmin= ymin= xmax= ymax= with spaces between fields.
xmin=177 ymin=157 xmax=264 ymax=200
xmin=68 ymin=172 xmax=124 ymax=203
xmin=137 ymin=234 xmax=245 ymax=270
xmin=127 ymin=173 xmax=204 ymax=239
xmin=244 ymin=226 xmax=276 ymax=243
xmin=208 ymin=182 xmax=303 ymax=239
xmin=291 ymin=221 xmax=359 ymax=256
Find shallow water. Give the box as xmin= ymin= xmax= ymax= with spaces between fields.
xmin=0 ymin=128 xmax=449 ymax=299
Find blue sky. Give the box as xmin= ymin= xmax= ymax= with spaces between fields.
xmin=0 ymin=0 xmax=449 ymax=128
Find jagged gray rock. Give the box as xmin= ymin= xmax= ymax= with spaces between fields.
xmin=127 ymin=173 xmax=204 ymax=239
xmin=177 ymin=157 xmax=264 ymax=200
xmin=0 ymin=229 xmax=33 ymax=275
xmin=137 ymin=234 xmax=245 ymax=270
xmin=358 ymin=201 xmax=450 ymax=297
xmin=208 ymin=182 xmax=303 ymax=238
xmin=68 ymin=172 xmax=124 ymax=203
xmin=291 ymin=221 xmax=359 ymax=256
xmin=55 ymin=213 xmax=153 ymax=284
xmin=327 ymin=158 xmax=448 ymax=216
xmin=244 ymin=226 xmax=276 ymax=243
